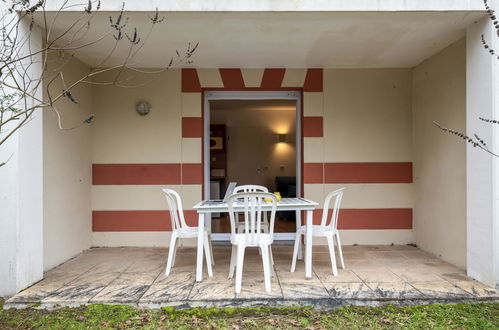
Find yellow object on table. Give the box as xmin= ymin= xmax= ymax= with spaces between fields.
xmin=264 ymin=192 xmax=281 ymax=202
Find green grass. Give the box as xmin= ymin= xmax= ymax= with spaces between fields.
xmin=1 ymin=299 xmax=498 ymax=329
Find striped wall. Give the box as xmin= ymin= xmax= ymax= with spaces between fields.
xmin=91 ymin=68 xmax=414 ymax=246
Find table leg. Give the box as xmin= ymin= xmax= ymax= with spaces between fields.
xmin=196 ymin=213 xmax=205 ymax=282
xmin=295 ymin=210 xmax=303 ymax=260
xmin=305 ymin=210 xmax=313 ymax=278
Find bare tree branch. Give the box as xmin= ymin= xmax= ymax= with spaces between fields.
xmin=0 ymin=1 xmax=199 ymax=166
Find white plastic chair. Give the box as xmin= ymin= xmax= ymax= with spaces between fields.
xmin=233 ymin=185 xmax=269 ymax=233
xmin=163 ymin=188 xmax=214 ymax=276
xmin=291 ymin=187 xmax=346 ymax=276
xmin=227 ymin=192 xmax=277 ymax=293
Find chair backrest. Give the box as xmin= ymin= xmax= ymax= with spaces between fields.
xmin=227 ymin=192 xmax=277 ymax=242
xmin=320 ymin=188 xmax=346 ymax=230
xmin=162 ymin=188 xmax=189 ymax=231
xmin=233 ymin=185 xmax=269 ymax=194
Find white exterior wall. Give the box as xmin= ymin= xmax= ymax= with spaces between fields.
xmin=466 ymin=16 xmax=499 ymax=288
xmin=0 ymin=18 xmax=44 ymax=297
xmin=42 ymin=56 xmax=93 ymax=271
xmin=412 ymin=39 xmax=467 ymax=269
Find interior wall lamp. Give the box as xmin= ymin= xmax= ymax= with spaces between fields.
xmin=278 ymin=134 xmax=287 ymax=143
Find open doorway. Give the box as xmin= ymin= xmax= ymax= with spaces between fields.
xmin=204 ymin=91 xmax=301 ymax=241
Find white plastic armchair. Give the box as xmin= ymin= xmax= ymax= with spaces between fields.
xmin=162 ymin=188 xmax=214 ymax=276
xmin=233 ymin=185 xmax=269 ymax=233
xmin=227 ymin=192 xmax=277 ymax=293
xmin=291 ymin=187 xmax=346 ymax=276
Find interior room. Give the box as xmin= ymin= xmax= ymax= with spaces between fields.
xmin=209 ymin=99 xmax=298 ymax=234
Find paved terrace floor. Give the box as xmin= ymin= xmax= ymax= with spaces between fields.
xmin=4 ymin=245 xmax=498 ymax=309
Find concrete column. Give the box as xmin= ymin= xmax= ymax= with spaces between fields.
xmin=466 ymin=15 xmax=499 ymax=289
xmin=0 ymin=16 xmax=44 ymax=297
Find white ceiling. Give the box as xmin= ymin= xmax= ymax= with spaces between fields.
xmin=34 ymin=11 xmax=485 ymax=68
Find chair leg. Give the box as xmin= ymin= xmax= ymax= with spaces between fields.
xmin=203 ymin=232 xmax=213 ymax=277
xmin=335 ymin=233 xmax=345 ymax=269
xmin=235 ymin=245 xmax=246 ymax=294
xmin=165 ymin=232 xmax=177 ymax=276
xmin=326 ymin=234 xmax=338 ymax=276
xmin=228 ymin=244 xmax=237 ymax=279
xmin=171 ymin=236 xmax=179 ymax=267
xmin=295 ymin=211 xmax=303 ymax=260
xmin=291 ymin=232 xmax=302 ymax=272
xmin=208 ymin=234 xmax=215 ymax=266
xmin=261 ymin=245 xmax=271 ymax=293
xmin=269 ymin=246 xmax=275 ymax=277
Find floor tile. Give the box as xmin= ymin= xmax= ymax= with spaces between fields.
xmin=236 ymin=274 xmax=282 ymax=299
xmin=315 ymin=269 xmax=363 ymax=283
xmin=411 ymin=281 xmax=473 ymax=299
xmin=42 ymin=273 xmax=121 ymax=304
xmin=422 ymin=261 xmax=465 ymax=275
xmin=368 ymin=282 xmax=424 ymax=299
xmin=387 ymin=245 xmax=419 ymax=251
xmin=6 ymin=283 xmax=65 ymax=304
xmin=189 ymin=273 xmax=235 ymax=301
xmin=280 ymin=281 xmax=329 ymax=299
xmin=448 ymin=280 xmax=499 ymax=298
xmin=326 ymin=282 xmax=378 ymax=299
xmin=140 ymin=272 xmax=195 ymax=303
xmin=352 ymin=269 xmax=404 ymax=283
xmin=90 ymin=284 xmax=150 ymax=303
xmin=389 ymin=266 xmax=444 ymax=282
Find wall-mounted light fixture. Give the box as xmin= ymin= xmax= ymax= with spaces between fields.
xmin=278 ymin=133 xmax=287 ymax=143
xmin=136 ymin=101 xmax=151 ymax=116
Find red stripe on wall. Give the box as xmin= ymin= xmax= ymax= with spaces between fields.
xmin=182 ymin=117 xmax=203 ymax=138
xmin=260 ymin=68 xmax=286 ymax=89
xmin=303 ymin=116 xmax=323 ymax=137
xmin=324 ymin=162 xmax=413 ymax=183
xmin=92 ymin=210 xmax=199 ymax=232
xmin=181 ymin=68 xmax=201 ymax=92
xmin=304 ymin=163 xmax=324 ymax=184
xmin=303 ymin=69 xmax=323 ymax=92
xmin=93 ymin=164 xmax=181 ymax=185
xmin=182 ymin=163 xmax=203 ymax=184
xmin=219 ymin=68 xmax=245 ymax=89
xmin=93 ymin=208 xmax=411 ymax=232
xmin=311 ymin=208 xmax=412 ymax=229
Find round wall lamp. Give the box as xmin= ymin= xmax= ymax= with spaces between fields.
xmin=136 ymin=101 xmax=151 ymax=116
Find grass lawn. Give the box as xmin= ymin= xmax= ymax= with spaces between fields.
xmin=1 ymin=299 xmax=498 ymax=329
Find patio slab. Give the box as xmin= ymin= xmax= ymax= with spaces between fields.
xmin=4 ymin=246 xmax=498 ymax=309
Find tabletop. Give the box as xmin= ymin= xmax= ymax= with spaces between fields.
xmin=192 ymin=197 xmax=319 ymax=213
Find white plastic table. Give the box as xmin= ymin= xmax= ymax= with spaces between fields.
xmin=192 ymin=197 xmax=319 ymax=282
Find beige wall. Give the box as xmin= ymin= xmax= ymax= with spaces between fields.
xmin=43 ymin=56 xmax=93 ymax=271
xmin=323 ymin=69 xmax=413 ymax=162
xmin=211 ymin=107 xmax=296 ymax=191
xmin=314 ymin=68 xmax=415 ymax=244
xmin=412 ymin=38 xmax=467 ymax=269
xmin=91 ymin=70 xmax=182 ymax=164
xmin=90 ymin=69 xmax=198 ymax=246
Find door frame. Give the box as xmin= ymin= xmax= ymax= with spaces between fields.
xmin=203 ymin=91 xmax=302 ymax=241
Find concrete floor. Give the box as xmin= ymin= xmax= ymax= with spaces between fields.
xmin=4 ymin=245 xmax=498 ymax=309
